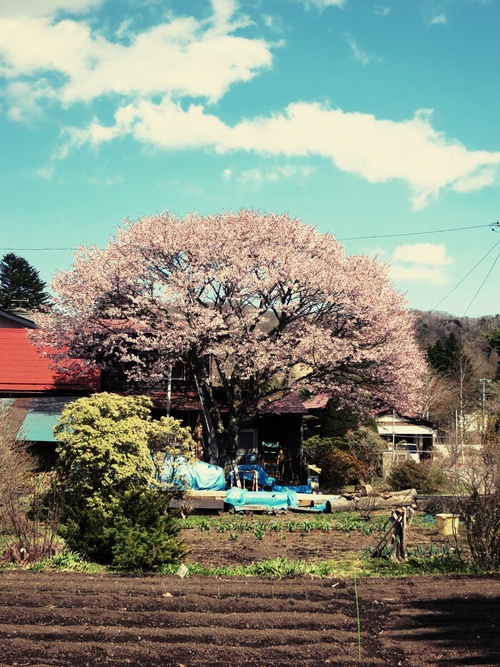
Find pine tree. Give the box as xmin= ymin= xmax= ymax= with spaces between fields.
xmin=0 ymin=253 xmax=50 ymax=312
xmin=427 ymin=332 xmax=473 ymax=379
xmin=484 ymin=328 xmax=500 ymax=380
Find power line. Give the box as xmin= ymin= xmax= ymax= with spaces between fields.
xmin=430 ymin=239 xmax=500 ymax=313
xmin=463 ymin=252 xmax=500 ymax=317
xmin=339 ymin=223 xmax=492 ymax=242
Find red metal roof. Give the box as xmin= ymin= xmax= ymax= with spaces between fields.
xmin=261 ymin=393 xmax=309 ymax=415
xmin=0 ymin=328 xmax=99 ymax=392
xmin=302 ymin=393 xmax=329 ymax=410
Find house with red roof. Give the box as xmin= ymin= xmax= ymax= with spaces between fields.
xmin=0 ymin=309 xmax=98 ymax=468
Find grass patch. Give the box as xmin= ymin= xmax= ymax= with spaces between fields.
xmin=158 ymin=553 xmax=487 ymax=579
xmin=5 ymin=549 xmax=490 ymax=579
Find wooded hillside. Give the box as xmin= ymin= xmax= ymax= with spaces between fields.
xmin=413 ymin=310 xmax=500 ymax=441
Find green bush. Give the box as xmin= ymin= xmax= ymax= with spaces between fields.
xmin=58 ymin=501 xmax=114 ymax=564
xmin=345 ymin=427 xmax=385 ymax=479
xmin=59 ymin=489 xmax=187 ymax=571
xmin=320 ymin=450 xmax=367 ymax=491
xmin=388 ymin=459 xmax=446 ymax=494
xmin=54 ymin=393 xmax=196 ymax=513
xmin=303 ymin=435 xmax=367 ymax=491
xmin=111 ymin=490 xmax=187 ymax=571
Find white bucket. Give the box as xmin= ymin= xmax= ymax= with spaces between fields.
xmin=436 ymin=513 xmax=459 ymax=536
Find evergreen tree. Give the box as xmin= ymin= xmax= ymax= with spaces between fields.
xmin=320 ymin=397 xmax=359 ymax=438
xmin=484 ymin=328 xmax=500 ymax=380
xmin=427 ymin=332 xmax=473 ymax=379
xmin=0 ymin=253 xmax=50 ymax=312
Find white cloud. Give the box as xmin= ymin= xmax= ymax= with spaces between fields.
xmin=390 ymin=264 xmax=450 ymax=285
xmin=88 ymin=174 xmax=123 ymax=186
xmin=392 ymin=243 xmax=453 ymax=266
xmin=390 ymin=243 xmax=453 ymax=285
xmin=62 ymin=99 xmax=500 ymax=209
xmin=226 ymin=163 xmax=315 ymax=186
xmin=6 ymin=79 xmax=58 ymax=121
xmin=3 ymin=1 xmax=499 ymax=211
xmin=430 ymin=13 xmax=447 ymax=25
xmin=346 ymin=35 xmax=380 ymax=65
xmin=294 ymin=0 xmax=346 ymax=10
xmin=226 ymin=104 xmax=500 ymax=209
xmin=0 ymin=0 xmax=101 ymax=18
xmin=34 ymin=164 xmax=55 ymax=180
xmin=0 ymin=2 xmax=273 ymax=112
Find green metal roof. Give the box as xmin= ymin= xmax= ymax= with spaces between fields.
xmin=15 ymin=396 xmax=77 ymax=442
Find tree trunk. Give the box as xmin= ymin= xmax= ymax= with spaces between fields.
xmin=191 ymin=362 xmax=242 ymax=467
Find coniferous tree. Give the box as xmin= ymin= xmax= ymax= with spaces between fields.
xmin=427 ymin=332 xmax=473 ymax=380
xmin=0 ymin=253 xmax=50 ymax=312
xmin=484 ymin=328 xmax=500 ymax=381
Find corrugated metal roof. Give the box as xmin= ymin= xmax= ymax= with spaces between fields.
xmin=302 ymin=394 xmax=329 ymax=410
xmin=16 ymin=396 xmax=78 ymax=442
xmin=0 ymin=328 xmax=98 ymax=392
xmin=261 ymin=393 xmax=309 ymax=415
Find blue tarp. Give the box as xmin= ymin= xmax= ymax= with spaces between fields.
xmin=225 ymin=487 xmax=299 ymax=511
xmin=161 ymin=459 xmax=226 ymax=491
xmin=272 ymin=484 xmax=312 ymax=494
xmin=311 ymin=497 xmax=341 ymax=512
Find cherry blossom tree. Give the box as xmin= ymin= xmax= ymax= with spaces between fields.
xmin=33 ymin=210 xmax=427 ymax=464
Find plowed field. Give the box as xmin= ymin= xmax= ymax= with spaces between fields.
xmin=1 ymin=570 xmax=499 ymax=667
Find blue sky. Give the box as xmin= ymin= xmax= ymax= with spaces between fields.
xmin=0 ymin=0 xmax=499 ymax=317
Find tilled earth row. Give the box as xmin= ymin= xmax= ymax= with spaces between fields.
xmin=0 ymin=571 xmax=499 ymax=667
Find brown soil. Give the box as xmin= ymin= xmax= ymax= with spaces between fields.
xmin=179 ymin=513 xmax=460 ymax=568
xmin=1 ymin=570 xmax=499 ymax=667
xmin=1 ymin=518 xmax=500 ymax=667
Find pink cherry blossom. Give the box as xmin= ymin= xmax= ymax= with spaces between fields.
xmin=32 ymin=210 xmax=428 ymax=463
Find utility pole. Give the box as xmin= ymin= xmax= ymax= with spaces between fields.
xmin=479 ymin=378 xmax=491 ymax=444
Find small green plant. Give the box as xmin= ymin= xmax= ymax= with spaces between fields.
xmin=215 ymin=521 xmax=230 ymax=533
xmin=253 ymin=525 xmax=265 ymax=540
xmin=268 ymin=521 xmax=283 ymax=532
xmin=317 ymin=519 xmax=332 ymax=532
xmin=300 ymin=520 xmax=314 ymax=533
xmin=198 ymin=519 xmax=211 ymax=532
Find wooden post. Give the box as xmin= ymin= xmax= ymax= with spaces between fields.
xmin=371 ymin=506 xmax=414 ymax=561
xmin=232 ymin=462 xmax=242 ymax=488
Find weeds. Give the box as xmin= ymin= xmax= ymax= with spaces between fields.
xmin=0 ymin=427 xmax=62 ymax=566
xmin=30 ymin=550 xmax=104 ymax=573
